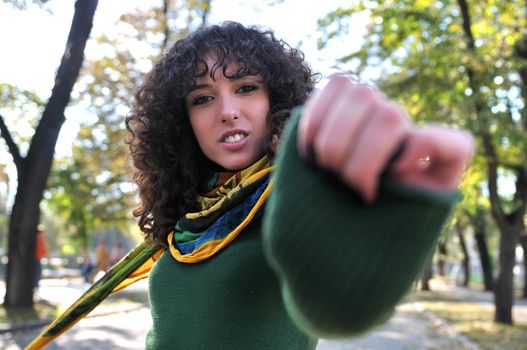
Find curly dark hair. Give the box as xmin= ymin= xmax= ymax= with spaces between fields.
xmin=126 ymin=21 xmax=318 ymax=245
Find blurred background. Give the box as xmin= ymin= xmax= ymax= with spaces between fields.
xmin=0 ymin=0 xmax=526 ymax=349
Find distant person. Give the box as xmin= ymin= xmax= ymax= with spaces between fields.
xmin=34 ymin=224 xmax=48 ymax=289
xmin=93 ymin=239 xmax=110 ymax=280
xmin=110 ymin=241 xmax=126 ymax=266
xmin=79 ymin=249 xmax=94 ymax=283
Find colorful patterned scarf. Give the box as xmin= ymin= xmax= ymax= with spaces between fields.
xmin=25 ymin=156 xmax=273 ymax=350
xmin=168 ymin=155 xmax=273 ymax=263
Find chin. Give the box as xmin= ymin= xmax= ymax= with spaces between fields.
xmin=221 ymin=158 xmax=254 ymax=172
xmin=222 ymin=163 xmax=249 ymax=172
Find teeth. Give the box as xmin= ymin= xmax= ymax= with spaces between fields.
xmin=224 ymin=133 xmax=245 ymax=143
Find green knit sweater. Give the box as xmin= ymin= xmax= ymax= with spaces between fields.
xmin=146 ymin=110 xmax=460 ymax=349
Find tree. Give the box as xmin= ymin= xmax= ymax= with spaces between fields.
xmin=461 ymin=156 xmax=495 ymax=291
xmin=0 ymin=83 xmax=43 ymax=252
xmin=468 ymin=207 xmax=495 ymax=291
xmin=456 ymin=0 xmax=526 ymax=324
xmin=519 ymin=234 xmax=527 ymax=298
xmin=43 ymin=0 xmax=213 ymax=253
xmin=0 ymin=162 xmax=9 ymax=251
xmin=317 ymin=0 xmax=526 ymax=324
xmin=0 ymin=0 xmax=98 ymax=308
xmin=436 ymin=238 xmax=448 ymax=277
xmin=455 ymin=220 xmax=470 ymax=287
xmin=420 ymin=260 xmax=433 ymax=291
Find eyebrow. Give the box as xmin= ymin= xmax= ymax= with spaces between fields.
xmin=188 ymin=75 xmax=262 ymax=93
xmin=188 ymin=83 xmax=210 ymax=93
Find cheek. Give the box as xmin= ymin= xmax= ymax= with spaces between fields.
xmin=254 ymin=97 xmax=270 ymax=130
xmin=259 ymin=102 xmax=271 ymax=136
xmin=189 ymin=106 xmax=210 ymax=129
xmin=189 ymin=116 xmax=211 ymax=148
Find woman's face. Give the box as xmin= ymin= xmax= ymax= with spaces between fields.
xmin=185 ymin=56 xmax=270 ymax=171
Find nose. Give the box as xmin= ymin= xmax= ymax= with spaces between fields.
xmin=220 ymin=96 xmax=239 ymax=123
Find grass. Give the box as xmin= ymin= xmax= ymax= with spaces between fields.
xmin=412 ymin=290 xmax=527 ymax=350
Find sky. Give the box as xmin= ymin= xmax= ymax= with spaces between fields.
xmin=0 ymin=0 xmax=363 ymax=94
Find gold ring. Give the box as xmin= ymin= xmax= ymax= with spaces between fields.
xmin=417 ymin=156 xmax=432 ymax=169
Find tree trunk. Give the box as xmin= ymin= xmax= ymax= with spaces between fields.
xmin=3 ymin=0 xmax=98 ymax=308
xmin=4 ymin=182 xmax=40 ymax=306
xmin=420 ymin=261 xmax=433 ymax=291
xmin=437 ymin=240 xmax=447 ymax=277
xmin=474 ymin=230 xmax=494 ymax=291
xmin=520 ymin=235 xmax=527 ymax=299
xmin=479 ymin=122 xmax=526 ymax=326
xmin=457 ymin=227 xmax=470 ymax=287
xmin=494 ymin=225 xmax=520 ymax=324
xmin=480 ymin=135 xmax=525 ymax=325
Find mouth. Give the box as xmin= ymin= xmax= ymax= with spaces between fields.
xmin=220 ymin=130 xmax=249 ymax=143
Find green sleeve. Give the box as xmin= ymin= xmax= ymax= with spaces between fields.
xmin=262 ymin=107 xmax=461 ymax=339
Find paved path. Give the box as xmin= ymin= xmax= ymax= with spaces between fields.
xmin=2 ymin=301 xmax=476 ymax=350
xmin=318 ymin=300 xmax=478 ymax=350
xmin=2 ymin=278 xmax=515 ymax=349
xmin=0 ymin=278 xmax=151 ymax=349
xmin=2 ymin=307 xmax=152 ymax=350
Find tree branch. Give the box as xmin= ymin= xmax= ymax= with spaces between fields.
xmin=201 ymin=0 xmax=211 ymax=26
xmin=481 ymin=132 xmax=506 ymax=227
xmin=24 ymin=0 xmax=98 ymax=181
xmin=0 ymin=113 xmax=23 ymax=171
xmin=514 ymin=167 xmax=527 ymax=216
xmin=519 ymin=67 xmax=527 ymax=131
xmin=457 ymin=0 xmax=481 ymax=110
xmin=160 ymin=0 xmax=170 ymax=54
xmin=457 ymin=0 xmax=476 ymax=50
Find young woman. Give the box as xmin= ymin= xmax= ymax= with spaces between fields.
xmin=124 ymin=21 xmax=473 ymax=349
xmin=26 ymin=21 xmax=473 ymax=350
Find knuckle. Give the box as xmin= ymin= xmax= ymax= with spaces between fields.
xmin=456 ymin=131 xmax=476 ymax=161
xmin=332 ymin=74 xmax=352 ymax=85
xmin=299 ymin=110 xmax=318 ymax=141
xmin=378 ymin=104 xmax=408 ymax=127
xmin=460 ymin=130 xmax=475 ymax=152
xmin=314 ymin=136 xmax=346 ymax=169
xmin=343 ymin=163 xmax=371 ymax=190
xmin=328 ymin=75 xmax=353 ymax=91
xmin=353 ymin=84 xmax=376 ymax=100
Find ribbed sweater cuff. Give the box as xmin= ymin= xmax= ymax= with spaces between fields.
xmin=262 ymin=107 xmax=461 ymax=339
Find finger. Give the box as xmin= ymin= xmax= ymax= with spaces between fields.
xmin=298 ymin=75 xmax=352 ymax=158
xmin=390 ymin=126 xmax=475 ymax=190
xmin=340 ymin=103 xmax=410 ymax=202
xmin=313 ymin=84 xmax=379 ymax=171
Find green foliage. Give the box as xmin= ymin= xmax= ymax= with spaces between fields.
xmin=0 ymin=83 xmax=44 ymax=156
xmin=317 ymin=0 xmax=527 ymax=212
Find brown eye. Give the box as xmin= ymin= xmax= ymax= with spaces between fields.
xmin=192 ymin=95 xmax=214 ymax=106
xmin=236 ymin=85 xmax=257 ymax=94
